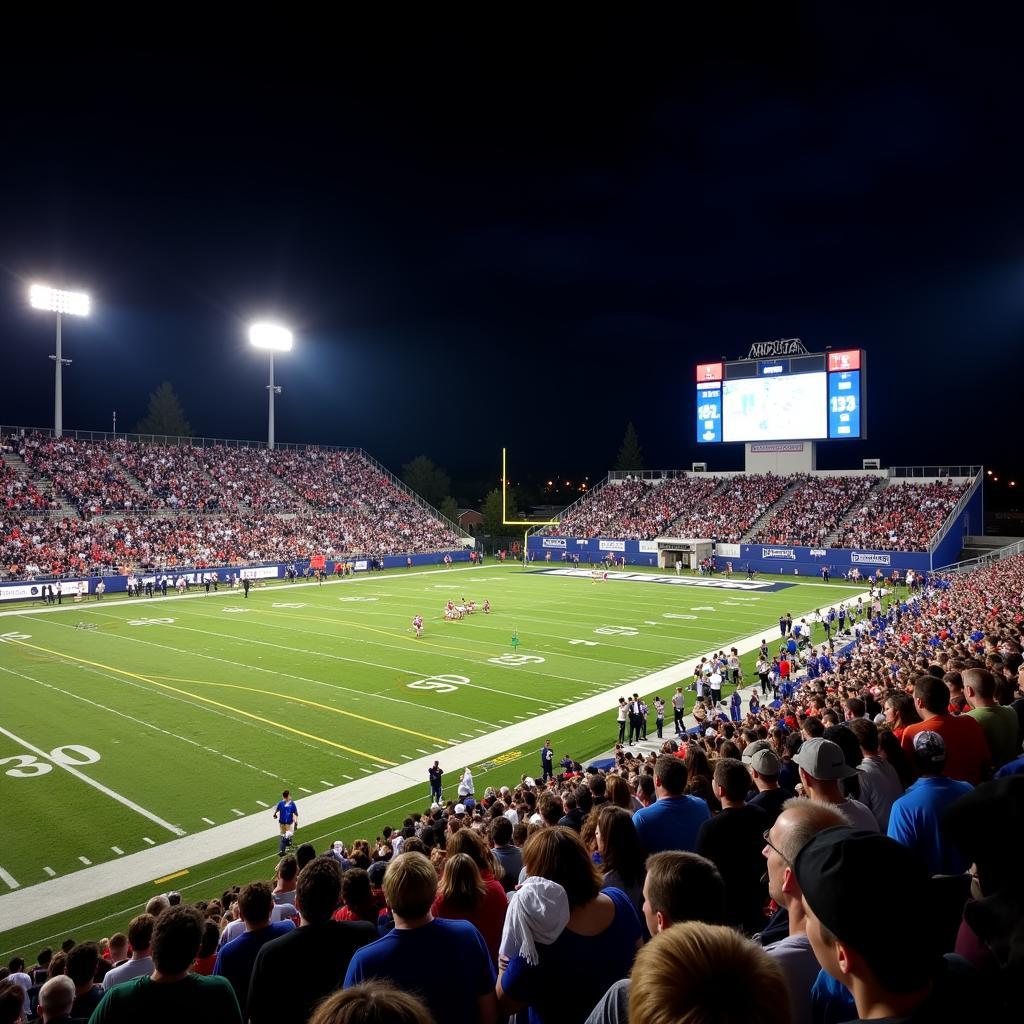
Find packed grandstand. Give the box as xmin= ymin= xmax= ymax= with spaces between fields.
xmin=1 ymin=542 xmax=1020 ymax=1024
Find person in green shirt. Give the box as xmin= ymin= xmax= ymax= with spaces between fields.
xmin=89 ymin=905 xmax=241 ymax=1024
xmin=964 ymin=668 xmax=1020 ymax=769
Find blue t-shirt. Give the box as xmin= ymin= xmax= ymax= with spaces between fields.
xmin=275 ymin=800 xmax=297 ymax=824
xmin=887 ymin=776 xmax=973 ymax=875
xmin=344 ymin=917 xmax=494 ymax=1024
xmin=632 ymin=795 xmax=711 ymax=855
xmin=502 ymin=887 xmax=641 ymax=1024
xmin=214 ymin=921 xmax=294 ymax=1012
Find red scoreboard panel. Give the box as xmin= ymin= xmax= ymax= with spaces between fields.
xmin=828 ymin=350 xmax=861 ymax=372
xmin=696 ymin=362 xmax=723 ymax=382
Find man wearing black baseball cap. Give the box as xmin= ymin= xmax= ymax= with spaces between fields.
xmin=793 ymin=827 xmax=982 ymax=1023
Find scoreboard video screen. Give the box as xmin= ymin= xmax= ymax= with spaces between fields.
xmin=696 ymin=349 xmax=865 ymax=443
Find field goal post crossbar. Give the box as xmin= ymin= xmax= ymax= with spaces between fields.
xmin=501 ymin=448 xmax=561 ymax=559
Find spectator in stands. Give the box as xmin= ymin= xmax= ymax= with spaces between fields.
xmin=795 ymin=827 xmax=986 ymax=1024
xmin=963 ymin=668 xmax=1019 ymax=768
xmin=761 ymin=800 xmax=847 ymax=1024
xmin=489 ymin=817 xmax=522 ymax=892
xmin=65 ymin=943 xmax=104 ymax=1019
xmin=746 ymin=746 xmax=794 ymax=827
xmin=36 ymin=975 xmax=76 ymax=1024
xmin=886 ymin=732 xmax=973 ymax=875
xmin=696 ymin=758 xmax=769 ymax=933
xmin=213 ymin=881 xmax=294 ymax=1016
xmin=344 ymin=852 xmax=497 ymax=1024
xmin=632 ymin=755 xmax=711 ymax=855
xmin=901 ymin=675 xmax=990 ymax=784
xmin=102 ymin=914 xmax=155 ymax=990
xmin=497 ymin=827 xmax=641 ymax=1024
xmin=249 ymin=857 xmax=377 ymax=1024
xmin=333 ymin=869 xmax=380 ymax=925
xmin=626 ymin=922 xmax=790 ymax=1024
xmin=792 ymin=739 xmax=879 ymax=831
xmin=431 ymin=854 xmax=504 ymax=967
xmin=309 ymin=981 xmax=436 ymax=1024
xmin=89 ymin=905 xmax=241 ymax=1023
xmin=0 ymin=983 xmax=25 ymax=1024
xmin=847 ymin=718 xmax=904 ymax=831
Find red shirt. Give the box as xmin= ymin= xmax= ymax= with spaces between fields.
xmin=431 ymin=874 xmax=507 ymax=966
xmin=901 ymin=714 xmax=990 ymax=785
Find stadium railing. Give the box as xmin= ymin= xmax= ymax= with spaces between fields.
xmin=528 ymin=474 xmax=612 ymax=537
xmin=936 ymin=537 xmax=1024 ymax=575
xmin=927 ymin=467 xmax=983 ymax=562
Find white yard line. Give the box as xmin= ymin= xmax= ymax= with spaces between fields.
xmin=0 ymin=725 xmax=185 ymax=838
xmin=0 ymin=867 xmax=19 ymax=890
xmin=0 ymin=586 xmax=875 ymax=932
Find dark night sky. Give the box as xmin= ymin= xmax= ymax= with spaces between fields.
xmin=1 ymin=12 xmax=1023 ymax=503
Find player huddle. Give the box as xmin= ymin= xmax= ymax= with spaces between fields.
xmin=411 ymin=597 xmax=491 ymax=635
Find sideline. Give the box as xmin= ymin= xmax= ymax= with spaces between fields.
xmin=0 ymin=586 xmax=876 ymax=931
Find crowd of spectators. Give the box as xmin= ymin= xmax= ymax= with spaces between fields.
xmin=196 ymin=447 xmax=300 ymax=512
xmin=0 ymin=461 xmax=53 ymax=513
xmin=15 ymin=437 xmax=162 ymax=518
xmin=836 ymin=479 xmax=970 ymax=551
xmin=749 ymin=475 xmax=877 ymax=546
xmin=668 ymin=472 xmax=796 ymax=543
xmin=118 ymin=445 xmax=233 ymax=512
xmin=4 ymin=554 xmax=1021 ymax=1023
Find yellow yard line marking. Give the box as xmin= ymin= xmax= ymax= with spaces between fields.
xmin=7 ymin=639 xmax=398 ymax=766
xmin=153 ymin=869 xmax=188 ymax=886
xmin=150 ymin=675 xmax=454 ymax=745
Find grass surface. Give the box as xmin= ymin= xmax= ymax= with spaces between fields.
xmin=0 ymin=562 xmax=865 ymax=955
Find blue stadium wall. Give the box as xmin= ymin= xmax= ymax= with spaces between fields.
xmin=0 ymin=550 xmax=471 ymax=603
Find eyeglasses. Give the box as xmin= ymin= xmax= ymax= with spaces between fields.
xmin=763 ymin=829 xmax=785 ymax=859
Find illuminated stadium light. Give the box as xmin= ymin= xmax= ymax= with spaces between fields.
xmin=29 ymin=283 xmax=91 ymax=438
xmin=29 ymin=284 xmax=91 ymax=317
xmin=249 ymin=321 xmax=293 ymax=449
xmin=248 ymin=322 xmax=293 ymax=351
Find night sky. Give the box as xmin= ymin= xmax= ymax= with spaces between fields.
xmin=1 ymin=14 xmax=1022 ymax=505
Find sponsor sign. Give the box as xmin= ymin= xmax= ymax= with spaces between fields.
xmin=761 ymin=547 xmax=796 ymax=560
xmin=542 ymin=538 xmax=567 ymax=549
xmin=538 ymin=568 xmax=790 ymax=591
xmin=638 ymin=540 xmax=659 ymax=553
xmin=240 ymin=565 xmax=280 ymax=580
xmin=746 ymin=338 xmax=808 ymax=359
xmin=598 ymin=540 xmax=626 ymax=552
xmin=851 ymin=551 xmax=891 ymax=565
xmin=0 ymin=581 xmax=89 ymax=602
xmin=715 ymin=542 xmax=740 ymax=558
xmin=809 ymin=549 xmax=827 ymax=557
xmin=750 ymin=442 xmax=805 ymax=453
xmin=354 ymin=560 xmax=369 ymax=571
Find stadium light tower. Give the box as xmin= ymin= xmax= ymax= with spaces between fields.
xmin=29 ymin=284 xmax=91 ymax=438
xmin=249 ymin=322 xmax=293 ymax=450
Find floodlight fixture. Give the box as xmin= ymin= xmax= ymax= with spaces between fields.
xmin=249 ymin=321 xmax=293 ymax=449
xmin=249 ymin=322 xmax=293 ymax=352
xmin=29 ymin=283 xmax=91 ymax=438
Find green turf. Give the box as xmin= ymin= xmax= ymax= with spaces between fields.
xmin=0 ymin=562 xmax=869 ymax=955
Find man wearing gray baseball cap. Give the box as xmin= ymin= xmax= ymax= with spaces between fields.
xmin=792 ymin=738 xmax=878 ymax=832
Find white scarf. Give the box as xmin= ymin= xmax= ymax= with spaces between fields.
xmin=499 ymin=877 xmax=570 ymax=965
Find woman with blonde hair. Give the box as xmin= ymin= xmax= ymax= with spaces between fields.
xmin=440 ymin=830 xmax=508 ymax=964
xmin=431 ymin=854 xmax=504 ymax=966
xmin=604 ymin=774 xmax=636 ymax=811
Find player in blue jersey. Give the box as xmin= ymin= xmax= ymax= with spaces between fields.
xmin=273 ymin=790 xmax=298 ymax=837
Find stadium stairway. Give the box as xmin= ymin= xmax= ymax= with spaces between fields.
xmin=740 ymin=476 xmax=806 ymax=542
xmin=662 ymin=475 xmax=734 ymax=536
xmin=821 ymin=476 xmax=886 ymax=547
xmin=2 ymin=451 xmax=79 ymax=518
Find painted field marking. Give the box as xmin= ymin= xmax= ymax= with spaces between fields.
xmin=153 ymin=869 xmax=188 ymax=886
xmin=342 ymin=774 xmax=354 ymax=780
xmin=0 ymin=867 xmax=19 ymax=890
xmin=298 ymin=787 xmax=313 ymax=794
xmin=459 ymin=732 xmax=474 ymax=738
xmin=320 ymin=780 xmax=333 ymax=787
xmin=499 ymin=720 xmax=514 ymax=725
xmin=416 ymin=749 xmax=430 ymax=755
xmin=231 ymin=809 xmax=244 ymax=817
xmin=371 ymin=764 xmax=389 ymax=771
xmin=6 ymin=638 xmax=399 ymax=767
xmin=43 ymin=867 xmax=55 ymax=878
xmin=142 ymin=838 xmax=155 ymax=846
xmin=201 ymin=817 xmax=216 ymax=825
xmin=255 ymin=800 xmax=270 ymax=808
xmin=111 ymin=847 xmax=124 ymax=856
xmin=359 ymin=768 xmax=372 ymax=774
xmin=0 ymin=723 xmax=186 ymax=837
xmin=79 ymin=857 xmax=91 ymax=866
xmin=401 ymin=754 xmax=413 ymax=760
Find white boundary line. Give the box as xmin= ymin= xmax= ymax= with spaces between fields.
xmin=0 ymin=585 xmax=876 ymax=932
xmin=0 ymin=725 xmax=186 ymax=839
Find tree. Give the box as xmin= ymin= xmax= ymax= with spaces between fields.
xmin=401 ymin=456 xmax=451 ymax=509
xmin=134 ymin=382 xmax=192 ymax=438
xmin=616 ymin=421 xmax=643 ymax=471
xmin=439 ymin=495 xmax=460 ymax=525
xmin=481 ymin=486 xmax=519 ymax=536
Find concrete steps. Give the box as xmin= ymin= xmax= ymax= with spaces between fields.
xmin=2 ymin=451 xmax=79 ymax=518
xmin=741 ymin=477 xmax=806 ymax=542
xmin=822 ymin=477 xmax=886 ymax=546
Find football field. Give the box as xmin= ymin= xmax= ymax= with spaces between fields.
xmin=0 ymin=561 xmax=864 ymax=954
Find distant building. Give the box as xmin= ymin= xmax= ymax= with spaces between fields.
xmin=458 ymin=508 xmax=484 ymax=534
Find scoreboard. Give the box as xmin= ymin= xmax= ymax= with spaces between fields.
xmin=696 ymin=349 xmax=865 ymax=444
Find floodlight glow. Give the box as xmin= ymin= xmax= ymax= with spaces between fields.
xmin=29 ymin=284 xmax=90 ymax=316
xmin=249 ymin=323 xmax=293 ymax=351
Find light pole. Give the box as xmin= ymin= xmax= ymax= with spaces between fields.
xmin=30 ymin=284 xmax=90 ymax=438
xmin=249 ymin=322 xmax=293 ymax=450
